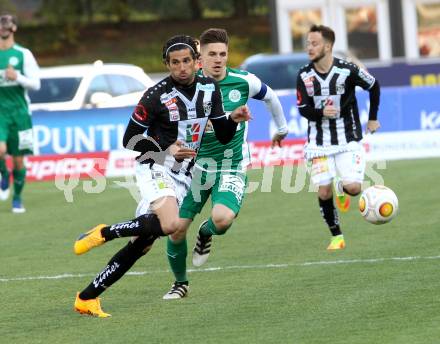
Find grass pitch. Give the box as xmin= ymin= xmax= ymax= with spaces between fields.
xmin=0 ymin=158 xmax=439 ymax=344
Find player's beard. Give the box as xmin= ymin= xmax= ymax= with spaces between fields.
xmin=311 ymin=48 xmax=326 ymax=63
xmin=0 ymin=31 xmax=11 ymax=40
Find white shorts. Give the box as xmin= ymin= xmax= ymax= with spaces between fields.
xmin=135 ymin=162 xmax=191 ymax=217
xmin=309 ymin=145 xmax=365 ymax=186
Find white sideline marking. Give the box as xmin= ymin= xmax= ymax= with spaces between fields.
xmin=1 ymin=255 xmax=439 ymax=283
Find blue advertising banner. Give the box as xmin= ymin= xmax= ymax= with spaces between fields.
xmin=32 ymin=86 xmax=440 ymax=155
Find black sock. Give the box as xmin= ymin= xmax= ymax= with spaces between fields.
xmin=318 ymin=197 xmax=342 ymax=236
xmin=79 ymin=235 xmax=157 ymax=300
xmin=101 ymin=214 xmax=164 ymax=241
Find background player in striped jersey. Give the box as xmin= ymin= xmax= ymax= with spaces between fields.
xmin=0 ymin=14 xmax=40 ymax=213
xmin=296 ymin=25 xmax=380 ymax=250
xmin=162 ymin=28 xmax=288 ymax=299
xmin=72 ymin=34 xmax=251 ymax=317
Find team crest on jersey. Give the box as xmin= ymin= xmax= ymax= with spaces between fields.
xmin=228 ymin=89 xmax=241 ymax=103
xmin=186 ymin=123 xmax=201 ymax=143
xmin=336 ymin=83 xmax=345 ymax=94
xmin=203 ymin=101 xmax=212 ymax=116
xmin=8 ymin=56 xmax=19 ymax=66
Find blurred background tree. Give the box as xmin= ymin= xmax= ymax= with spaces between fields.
xmin=4 ymin=0 xmax=271 ymax=72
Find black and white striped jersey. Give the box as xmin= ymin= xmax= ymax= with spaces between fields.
xmin=130 ymin=74 xmax=225 ymax=152
xmin=296 ymin=58 xmax=378 ymax=149
xmin=123 ymin=74 xmax=239 ymax=170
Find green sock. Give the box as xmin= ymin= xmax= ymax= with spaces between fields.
xmin=199 ymin=218 xmax=230 ymax=236
xmin=166 ymin=237 xmax=188 ymax=283
xmin=12 ymin=168 xmax=26 ymax=201
xmin=0 ymin=159 xmax=9 ymax=179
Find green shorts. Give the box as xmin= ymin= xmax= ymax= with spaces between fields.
xmin=0 ymin=109 xmax=33 ymax=156
xmin=180 ymin=169 xmax=247 ymax=220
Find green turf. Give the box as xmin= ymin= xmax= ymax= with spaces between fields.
xmin=0 ymin=158 xmax=439 ymax=343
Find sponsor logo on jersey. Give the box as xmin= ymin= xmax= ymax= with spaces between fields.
xmin=196 ymin=83 xmax=215 ymax=92
xmin=186 ymin=123 xmax=201 ymax=142
xmin=228 ymin=89 xmax=241 ymax=102
xmin=321 ymin=86 xmax=330 ymax=96
xmin=187 ymin=107 xmax=197 ymax=120
xmin=165 ymin=98 xmax=177 ymax=107
xmin=358 ymin=69 xmax=375 ymax=86
xmin=8 ymin=56 xmax=19 ymax=66
xmin=304 ymin=76 xmax=315 ymax=96
xmin=160 ymin=90 xmax=178 ymax=103
xmin=170 ymin=110 xmax=180 ymax=121
xmin=333 ymin=67 xmax=350 ymax=76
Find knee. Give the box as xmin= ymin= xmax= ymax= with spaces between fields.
xmin=170 ymin=225 xmax=188 ymax=242
xmin=344 ymin=183 xmax=361 ymax=196
xmin=211 ymin=212 xmax=234 ymax=233
xmin=160 ymin=218 xmax=180 ymax=235
xmin=318 ymin=186 xmax=333 ymax=200
xmin=13 ymin=159 xmax=25 ymax=170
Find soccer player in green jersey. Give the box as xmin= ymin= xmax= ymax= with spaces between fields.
xmin=0 ymin=14 xmax=40 ymax=213
xmin=163 ymin=28 xmax=288 ymax=299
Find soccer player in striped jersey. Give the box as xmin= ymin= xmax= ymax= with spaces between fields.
xmin=162 ymin=28 xmax=288 ymax=299
xmin=72 ymin=35 xmax=251 ymax=317
xmin=296 ymin=25 xmax=381 ymax=250
xmin=0 ymin=14 xmax=40 ymax=212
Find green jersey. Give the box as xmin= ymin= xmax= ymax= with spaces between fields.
xmin=195 ymin=67 xmax=266 ymax=173
xmin=0 ymin=43 xmax=40 ymax=114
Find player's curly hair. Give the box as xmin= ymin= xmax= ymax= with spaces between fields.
xmin=162 ymin=35 xmax=199 ymax=63
xmin=0 ymin=14 xmax=18 ymax=30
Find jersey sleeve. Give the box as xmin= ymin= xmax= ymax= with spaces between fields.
xmin=351 ymin=64 xmax=376 ymax=90
xmin=296 ymin=71 xmax=324 ymax=121
xmin=247 ymin=73 xmax=287 ymax=134
xmin=16 ymin=48 xmax=40 ymax=91
xmin=246 ymin=72 xmax=267 ymax=100
xmin=130 ymin=89 xmax=156 ymax=128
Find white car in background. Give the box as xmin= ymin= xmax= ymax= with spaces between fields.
xmin=29 ymin=61 xmax=155 ymax=111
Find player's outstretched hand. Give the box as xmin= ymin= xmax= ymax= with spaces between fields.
xmin=230 ymin=105 xmax=252 ymax=123
xmin=169 ymin=140 xmax=197 ymax=160
xmin=366 ymin=120 xmax=380 ymax=134
xmin=271 ymin=131 xmax=288 ymax=148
